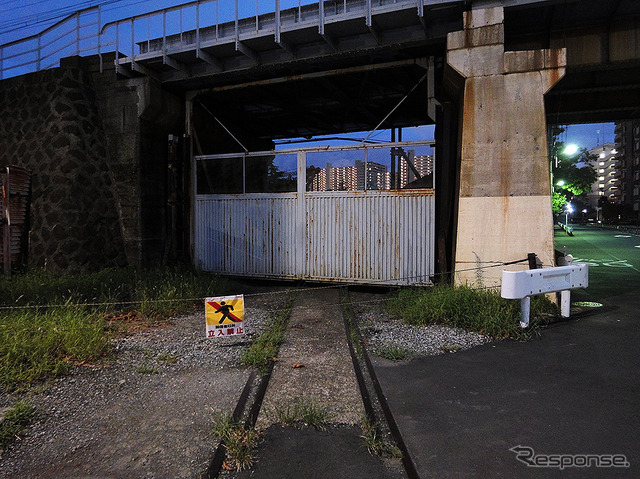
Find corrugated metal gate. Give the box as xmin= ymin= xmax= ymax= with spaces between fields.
xmin=193 ymin=142 xmax=434 ymax=285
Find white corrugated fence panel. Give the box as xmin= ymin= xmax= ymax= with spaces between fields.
xmin=305 ymin=190 xmax=434 ymax=285
xmin=194 ymin=194 xmax=299 ymax=278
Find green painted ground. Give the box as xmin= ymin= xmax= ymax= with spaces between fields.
xmin=555 ymin=225 xmax=640 ymax=301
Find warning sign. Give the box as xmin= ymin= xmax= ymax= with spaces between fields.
xmin=205 ymin=295 xmax=245 ymax=338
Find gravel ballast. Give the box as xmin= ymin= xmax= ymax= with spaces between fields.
xmin=1 ymin=285 xmax=493 ymax=478
xmin=0 ymin=292 xmax=284 ymax=479
xmin=350 ymin=291 xmax=492 ymax=359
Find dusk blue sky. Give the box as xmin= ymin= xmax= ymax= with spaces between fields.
xmin=0 ymin=1 xmax=617 ymax=152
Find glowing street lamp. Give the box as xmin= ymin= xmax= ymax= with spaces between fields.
xmin=565 ymin=203 xmax=574 ymax=228
xmin=563 ymin=144 xmax=579 ymax=156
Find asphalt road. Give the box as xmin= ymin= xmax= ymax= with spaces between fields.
xmin=554 ymin=225 xmax=640 ymax=301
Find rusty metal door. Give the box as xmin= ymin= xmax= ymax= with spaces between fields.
xmin=193 ymin=142 xmax=434 ymax=285
xmin=1 ymin=166 xmax=31 ymax=275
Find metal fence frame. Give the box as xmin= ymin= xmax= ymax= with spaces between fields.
xmin=193 ymin=140 xmax=436 ymax=285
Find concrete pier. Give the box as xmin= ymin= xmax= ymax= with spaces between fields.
xmin=447 ymin=7 xmax=566 ymax=286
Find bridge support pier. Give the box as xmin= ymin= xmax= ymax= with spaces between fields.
xmin=447 ymin=7 xmax=566 ymax=286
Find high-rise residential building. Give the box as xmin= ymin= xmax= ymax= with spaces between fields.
xmin=614 ymin=120 xmax=640 ymax=219
xmin=307 ymin=155 xmax=433 ymax=192
xmin=355 ymin=160 xmax=390 ymax=190
xmin=323 ymin=162 xmax=358 ymax=191
xmin=588 ymin=143 xmax=620 ymax=208
xmin=309 ymin=167 xmax=327 ymax=191
xmin=399 ymin=152 xmax=434 ymax=188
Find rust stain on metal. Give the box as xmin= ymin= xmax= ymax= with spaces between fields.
xmin=1 ymin=166 xmax=31 ymax=275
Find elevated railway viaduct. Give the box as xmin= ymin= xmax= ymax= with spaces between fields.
xmin=0 ymin=0 xmax=639 ymax=284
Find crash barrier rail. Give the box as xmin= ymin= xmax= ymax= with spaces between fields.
xmin=501 ymin=262 xmax=588 ymax=328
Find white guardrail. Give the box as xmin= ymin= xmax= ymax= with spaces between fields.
xmin=501 ymin=263 xmax=589 ymax=327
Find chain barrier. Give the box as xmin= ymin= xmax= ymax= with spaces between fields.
xmin=0 ymin=257 xmax=532 ymax=313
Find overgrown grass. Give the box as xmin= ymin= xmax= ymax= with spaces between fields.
xmin=0 ymin=266 xmax=224 ymax=318
xmin=240 ymin=294 xmax=295 ymax=372
xmin=211 ymin=412 xmax=258 ymax=471
xmin=0 ymin=401 xmax=36 ymax=449
xmin=0 ymin=266 xmax=225 ymax=390
xmin=375 ymin=344 xmax=411 ymax=361
xmin=360 ymin=416 xmax=402 ymax=458
xmin=385 ymin=284 xmax=558 ymax=339
xmin=0 ymin=306 xmax=111 ymax=388
xmin=265 ymin=397 xmax=330 ymax=430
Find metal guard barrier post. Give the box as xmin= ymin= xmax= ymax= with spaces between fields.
xmin=501 ymin=264 xmax=588 ymax=327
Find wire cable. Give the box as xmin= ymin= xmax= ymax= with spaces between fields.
xmin=0 ymin=257 xmax=533 ymax=312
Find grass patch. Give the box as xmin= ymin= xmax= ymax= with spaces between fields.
xmin=266 ymin=397 xmax=330 ymax=430
xmin=385 ymin=284 xmax=558 ymax=339
xmin=0 ymin=306 xmax=110 ymax=388
xmin=375 ymin=344 xmax=411 ymax=361
xmin=240 ymin=294 xmax=295 ymax=372
xmin=0 ymin=266 xmax=225 ymax=391
xmin=211 ymin=412 xmax=258 ymax=471
xmin=360 ymin=417 xmax=402 ymax=458
xmin=0 ymin=266 xmax=224 ymax=318
xmin=0 ymin=401 xmax=36 ymax=450
xmin=136 ymin=363 xmax=160 ymax=375
xmin=157 ymin=351 xmax=179 ymax=364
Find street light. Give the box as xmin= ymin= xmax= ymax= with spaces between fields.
xmin=565 ymin=203 xmax=574 ymax=228
xmin=563 ymin=144 xmax=579 ymax=156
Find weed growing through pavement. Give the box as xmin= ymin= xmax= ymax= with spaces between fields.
xmin=267 ymin=403 xmax=298 ymax=426
xmin=240 ymin=293 xmax=296 ymax=373
xmin=296 ymin=398 xmax=330 ymax=430
xmin=375 ymin=344 xmax=412 ymax=361
xmin=211 ymin=412 xmax=258 ymax=471
xmin=266 ymin=397 xmax=330 ymax=430
xmin=0 ymin=401 xmax=36 ymax=449
xmin=385 ymin=284 xmax=558 ymax=339
xmin=440 ymin=344 xmax=462 ymax=353
xmin=360 ymin=416 xmax=402 ymax=458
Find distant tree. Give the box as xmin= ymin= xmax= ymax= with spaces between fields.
xmin=306 ymin=166 xmax=322 ymax=190
xmin=549 ymin=127 xmax=597 ymax=216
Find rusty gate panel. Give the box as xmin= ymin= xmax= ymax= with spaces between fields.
xmin=1 ymin=166 xmax=31 ymax=275
xmin=194 ymin=194 xmax=299 ymax=278
xmin=305 ymin=190 xmax=434 ymax=284
xmin=193 ymin=142 xmax=435 ymax=285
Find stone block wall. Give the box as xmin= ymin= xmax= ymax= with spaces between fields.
xmin=86 ymin=54 xmax=185 ymax=268
xmin=0 ymin=64 xmax=126 ymax=272
xmin=0 ymin=52 xmax=185 ymax=272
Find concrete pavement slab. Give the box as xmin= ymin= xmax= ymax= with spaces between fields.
xmin=232 ymin=424 xmax=404 ymax=479
xmin=372 ymin=289 xmax=640 ymax=478
xmin=256 ymin=288 xmax=363 ymax=428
